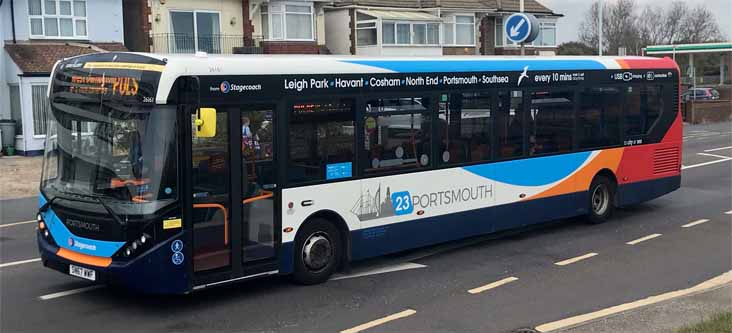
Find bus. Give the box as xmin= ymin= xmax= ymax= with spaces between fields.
xmin=37 ymin=53 xmax=682 ymax=293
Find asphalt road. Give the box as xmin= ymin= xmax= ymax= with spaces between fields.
xmin=1 ymin=122 xmax=730 ymax=333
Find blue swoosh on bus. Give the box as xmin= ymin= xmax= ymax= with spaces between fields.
xmin=39 ymin=195 xmax=126 ymax=258
xmin=463 ymin=151 xmax=593 ymax=187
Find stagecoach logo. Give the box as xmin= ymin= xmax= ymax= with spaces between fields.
xmin=211 ymin=81 xmax=263 ymax=93
xmin=220 ymin=81 xmax=231 ymax=93
xmin=67 ymin=237 xmax=97 ymax=251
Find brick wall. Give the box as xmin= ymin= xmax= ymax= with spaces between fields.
xmin=241 ymin=0 xmax=255 ymax=45
xmin=122 ymin=0 xmax=152 ymax=52
xmin=480 ymin=16 xmax=496 ymax=55
xmin=684 ymin=100 xmax=732 ymax=124
xmin=444 ymin=47 xmax=477 ymax=56
xmin=495 ymin=47 xmax=556 ymax=56
xmin=262 ymin=41 xmax=320 ymax=54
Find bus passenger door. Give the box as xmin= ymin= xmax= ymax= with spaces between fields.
xmin=189 ymin=110 xmax=233 ymax=274
xmin=240 ymin=107 xmax=278 ymax=264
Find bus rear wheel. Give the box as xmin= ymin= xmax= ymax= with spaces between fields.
xmin=587 ymin=175 xmax=615 ymax=224
xmin=292 ymin=218 xmax=342 ymax=285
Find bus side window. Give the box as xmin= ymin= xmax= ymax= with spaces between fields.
xmin=528 ymin=90 xmax=575 ymax=155
xmin=363 ymin=96 xmax=432 ymax=174
xmin=578 ymin=87 xmax=622 ymax=149
xmin=496 ymin=90 xmax=524 ymax=159
xmin=437 ymin=92 xmax=492 ymax=165
xmin=625 ymin=85 xmax=662 ymax=137
xmin=287 ymin=99 xmax=355 ymax=184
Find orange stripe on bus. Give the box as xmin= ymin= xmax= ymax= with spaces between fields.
xmin=528 ymin=148 xmax=624 ymax=200
xmin=57 ymin=248 xmax=112 ymax=267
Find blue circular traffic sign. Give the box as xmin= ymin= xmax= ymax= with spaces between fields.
xmin=505 ymin=13 xmax=539 ymax=44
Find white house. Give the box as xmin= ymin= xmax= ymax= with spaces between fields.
xmin=325 ymin=0 xmax=561 ymax=57
xmin=1 ymin=0 xmax=126 ymax=155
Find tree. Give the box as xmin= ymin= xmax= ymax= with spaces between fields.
xmin=557 ymin=42 xmax=597 ymax=56
xmin=579 ymin=0 xmax=641 ymax=55
xmin=578 ymin=0 xmax=724 ymax=55
xmin=677 ymin=4 xmax=723 ymax=43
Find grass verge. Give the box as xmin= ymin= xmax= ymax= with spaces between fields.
xmin=676 ymin=312 xmax=732 ymax=333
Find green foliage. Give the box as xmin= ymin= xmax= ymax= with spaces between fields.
xmin=676 ymin=312 xmax=732 ymax=333
xmin=557 ymin=42 xmax=597 ymax=56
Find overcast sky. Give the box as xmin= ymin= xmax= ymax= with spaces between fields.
xmin=539 ymin=0 xmax=732 ymax=45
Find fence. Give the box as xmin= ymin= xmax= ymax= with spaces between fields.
xmin=151 ymin=34 xmax=263 ymax=54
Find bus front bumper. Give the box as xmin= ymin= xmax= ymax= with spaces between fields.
xmin=37 ymin=232 xmax=190 ymax=294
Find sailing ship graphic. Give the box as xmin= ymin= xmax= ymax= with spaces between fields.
xmin=351 ymin=183 xmax=396 ymax=221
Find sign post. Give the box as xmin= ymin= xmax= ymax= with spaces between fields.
xmin=504 ymin=12 xmax=540 ymax=56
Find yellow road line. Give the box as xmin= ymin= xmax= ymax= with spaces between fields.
xmin=340 ymin=309 xmax=417 ymax=333
xmin=554 ymin=253 xmax=598 ymax=266
xmin=535 ymin=271 xmax=732 ymax=332
xmin=682 ymin=219 xmax=710 ymax=228
xmin=626 ymin=233 xmax=662 ymax=245
xmin=468 ymin=276 xmax=519 ymax=294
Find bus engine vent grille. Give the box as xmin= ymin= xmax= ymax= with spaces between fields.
xmin=653 ymin=147 xmax=679 ymax=174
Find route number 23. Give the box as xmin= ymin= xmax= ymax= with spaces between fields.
xmin=391 ymin=191 xmax=414 ymax=215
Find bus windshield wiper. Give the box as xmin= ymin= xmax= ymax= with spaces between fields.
xmin=39 ymin=191 xmax=127 ymax=228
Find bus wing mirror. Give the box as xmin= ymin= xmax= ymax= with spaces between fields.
xmin=195 ymin=108 xmax=217 ymax=138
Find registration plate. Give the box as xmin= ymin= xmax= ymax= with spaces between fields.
xmin=69 ymin=264 xmax=96 ymax=281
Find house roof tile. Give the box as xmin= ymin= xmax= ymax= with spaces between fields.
xmin=4 ymin=42 xmax=128 ymax=75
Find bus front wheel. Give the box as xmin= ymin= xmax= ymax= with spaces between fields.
xmin=292 ymin=218 xmax=342 ymax=285
xmin=587 ymin=175 xmax=615 ymax=224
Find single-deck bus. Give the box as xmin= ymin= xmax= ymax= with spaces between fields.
xmin=37 ymin=53 xmax=682 ymax=293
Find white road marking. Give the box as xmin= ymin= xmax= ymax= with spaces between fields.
xmin=534 ymin=271 xmax=732 ymax=332
xmin=340 ymin=309 xmax=417 ymax=333
xmin=468 ymin=276 xmax=519 ymax=294
xmin=725 ymin=210 xmax=731 ymax=215
xmin=331 ymin=262 xmax=427 ymax=281
xmin=682 ymin=219 xmax=710 ymax=228
xmin=0 ymin=258 xmax=41 ymax=268
xmin=704 ymin=146 xmax=732 ymax=152
xmin=39 ymin=285 xmax=104 ymax=301
xmin=626 ymin=233 xmax=662 ymax=245
xmin=681 ymin=157 xmax=732 ymax=170
xmin=554 ymin=253 xmax=598 ymax=266
xmin=698 ymin=152 xmax=732 ymax=159
xmin=0 ymin=220 xmax=36 ymax=228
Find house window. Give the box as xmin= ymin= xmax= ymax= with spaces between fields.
xmin=29 ymin=0 xmax=87 ymax=39
xmin=382 ymin=22 xmax=440 ymax=46
xmin=262 ymin=2 xmax=314 ymax=41
xmin=32 ymin=85 xmax=50 ymax=136
xmin=357 ymin=21 xmax=377 ymax=46
xmin=538 ymin=22 xmax=556 ymax=46
xmin=170 ymin=11 xmax=221 ymax=53
xmin=9 ymin=85 xmax=22 ymax=135
xmin=443 ymin=15 xmax=475 ymax=46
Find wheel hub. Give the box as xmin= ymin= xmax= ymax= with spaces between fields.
xmin=592 ymin=185 xmax=609 ymax=215
xmin=302 ymin=233 xmax=332 ymax=271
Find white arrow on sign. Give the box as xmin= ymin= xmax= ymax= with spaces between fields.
xmin=510 ymin=18 xmax=526 ymax=38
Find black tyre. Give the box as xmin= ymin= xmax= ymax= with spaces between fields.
xmin=587 ymin=175 xmax=615 ymax=224
xmin=292 ymin=218 xmax=342 ymax=285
